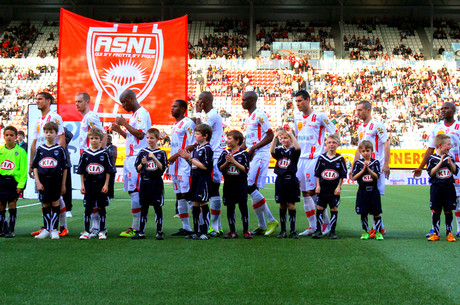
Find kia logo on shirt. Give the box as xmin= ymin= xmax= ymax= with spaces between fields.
xmin=1 ymin=160 xmax=14 ymax=170
xmin=321 ymin=169 xmax=339 ymax=180
xmin=436 ymin=168 xmax=452 ymax=179
xmin=278 ymin=158 xmax=291 ymax=169
xmin=227 ymin=165 xmax=239 ymax=175
xmin=362 ymin=174 xmax=373 ymax=182
xmin=86 ymin=163 xmax=104 ymax=174
xmin=146 ymin=160 xmax=157 ymax=170
xmin=39 ymin=157 xmax=57 ymax=168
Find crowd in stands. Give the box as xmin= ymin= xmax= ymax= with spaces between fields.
xmin=0 ymin=21 xmax=40 ymax=58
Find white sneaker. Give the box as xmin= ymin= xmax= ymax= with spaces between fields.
xmin=51 ymin=230 xmax=60 ymax=239
xmin=98 ymin=231 xmax=107 ymax=240
xmin=90 ymin=230 xmax=99 ymax=238
xmin=299 ymin=227 xmax=316 ymax=236
xmin=322 ymin=223 xmax=331 ymax=236
xmin=80 ymin=231 xmax=91 ymax=240
xmin=35 ymin=229 xmax=50 ymax=239
xmin=66 ymin=211 xmax=73 ymax=218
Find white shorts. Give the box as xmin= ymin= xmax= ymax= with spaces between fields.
xmin=247 ymin=153 xmax=269 ymax=189
xmin=296 ymin=158 xmax=317 ymax=192
xmin=211 ymin=157 xmax=223 ymax=183
xmin=123 ymin=156 xmax=140 ymax=192
xmin=172 ymin=175 xmax=191 ymax=194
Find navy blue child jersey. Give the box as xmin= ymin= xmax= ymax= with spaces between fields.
xmin=135 ymin=148 xmax=167 ymax=178
xmin=272 ymin=146 xmax=300 ymax=177
xmin=191 ymin=143 xmax=213 ymax=177
xmin=314 ymin=153 xmax=347 ymax=193
xmin=352 ymin=158 xmax=380 ymax=188
xmin=426 ymin=154 xmax=459 ymax=184
xmin=32 ymin=144 xmax=70 ymax=175
xmin=218 ymin=148 xmax=250 ymax=185
xmin=77 ymin=148 xmax=116 ymax=180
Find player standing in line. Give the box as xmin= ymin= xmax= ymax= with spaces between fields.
xmin=353 ymin=100 xmax=390 ymax=238
xmin=195 ymin=92 xmax=226 ymax=237
xmin=241 ymin=91 xmax=279 ymax=236
xmin=0 ymin=126 xmax=27 ymax=238
xmin=75 ymin=92 xmax=107 ymax=236
xmin=413 ymin=102 xmax=460 ymax=238
xmin=169 ymin=99 xmax=196 ymax=236
xmin=270 ymin=129 xmax=301 ymax=239
xmin=112 ymin=90 xmax=151 ymax=238
xmin=293 ymin=90 xmax=337 ymax=236
xmin=29 ymin=92 xmax=69 ymax=237
xmin=32 ymin=122 xmax=69 ymax=239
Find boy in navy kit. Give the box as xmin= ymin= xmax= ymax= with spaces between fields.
xmin=77 ymin=128 xmax=116 ymax=240
xmin=352 ymin=140 xmax=384 ymax=240
xmin=218 ymin=130 xmax=251 ymax=239
xmin=179 ymin=124 xmax=213 ymax=240
xmin=132 ymin=128 xmax=167 ymax=240
xmin=270 ymin=128 xmax=301 ymax=238
xmin=0 ymin=126 xmax=27 ymax=238
xmin=426 ymin=134 xmax=458 ymax=242
xmin=32 ymin=122 xmax=69 ymax=239
xmin=313 ymin=134 xmax=347 ymax=239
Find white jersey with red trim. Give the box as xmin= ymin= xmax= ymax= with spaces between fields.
xmin=79 ymin=111 xmax=104 ymax=151
xmin=294 ymin=110 xmax=337 ymax=159
xmin=357 ymin=118 xmax=389 ymax=166
xmin=125 ymin=107 xmax=151 ymax=157
xmin=244 ymin=108 xmax=272 ymax=155
xmin=169 ymin=117 xmax=196 ymax=176
xmin=428 ymin=120 xmax=460 ymax=162
xmin=202 ymin=108 xmax=226 ymax=157
xmin=32 ymin=111 xmax=65 ymax=147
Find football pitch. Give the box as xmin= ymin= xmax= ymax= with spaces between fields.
xmin=0 ymin=184 xmax=458 ymax=305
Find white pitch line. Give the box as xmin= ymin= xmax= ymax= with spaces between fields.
xmin=16 ymin=202 xmax=41 ymax=209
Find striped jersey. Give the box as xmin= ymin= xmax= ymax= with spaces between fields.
xmin=169 ymin=117 xmax=196 ymax=176
xmin=135 ymin=148 xmax=167 ymax=179
xmin=357 ymin=118 xmax=389 ymax=166
xmin=244 ymin=108 xmax=272 ymax=155
xmin=125 ymin=107 xmax=151 ymax=157
xmin=294 ymin=109 xmax=337 ymax=159
xmin=31 ymin=144 xmax=69 ymax=175
xmin=426 ymin=154 xmax=459 ymax=184
xmin=428 ymin=120 xmax=460 ymax=162
xmin=314 ymin=153 xmax=347 ymax=193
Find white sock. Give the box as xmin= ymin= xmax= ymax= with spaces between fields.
xmin=303 ymin=196 xmax=316 ymax=230
xmin=178 ymin=199 xmax=191 ymax=231
xmin=322 ymin=209 xmax=330 ymax=226
xmin=59 ymin=197 xmax=67 ymax=229
xmin=456 ymin=197 xmax=460 ymax=233
xmin=210 ymin=196 xmax=222 ymax=231
xmin=250 ymin=190 xmax=267 ymax=229
xmin=90 ymin=209 xmax=100 ymax=231
xmin=263 ymin=202 xmax=276 ymax=223
xmin=130 ymin=192 xmax=141 ymax=231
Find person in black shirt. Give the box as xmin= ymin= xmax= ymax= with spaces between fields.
xmin=426 ymin=134 xmax=458 ymax=242
xmin=132 ymin=129 xmax=167 ymax=240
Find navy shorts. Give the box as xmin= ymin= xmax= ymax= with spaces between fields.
xmin=275 ymin=174 xmax=300 ymax=204
xmin=189 ymin=175 xmax=211 ymax=202
xmin=83 ymin=180 xmax=109 ymax=208
xmin=139 ymin=177 xmax=164 ymax=207
xmin=317 ymin=193 xmax=341 ymax=209
xmin=0 ymin=176 xmax=19 ymax=203
xmin=38 ymin=174 xmax=62 ymax=203
xmin=355 ymin=186 xmax=382 ymax=215
xmin=430 ymin=184 xmax=456 ymax=211
xmin=223 ymin=182 xmax=248 ymax=206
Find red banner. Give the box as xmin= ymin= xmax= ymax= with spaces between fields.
xmin=58 ymin=9 xmax=187 ymax=124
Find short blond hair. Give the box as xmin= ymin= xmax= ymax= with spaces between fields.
xmin=326 ymin=134 xmax=340 ymax=144
xmin=434 ymin=134 xmax=450 ymax=147
xmin=88 ymin=127 xmax=104 ymax=139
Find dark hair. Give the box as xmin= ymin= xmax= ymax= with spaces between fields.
xmin=3 ymin=125 xmax=17 ymax=136
xmin=357 ymin=100 xmax=372 ymax=110
xmin=147 ymin=128 xmax=160 ymax=139
xmin=37 ymin=92 xmax=54 ymax=103
xmin=88 ymin=127 xmax=104 ymax=139
xmin=226 ymin=130 xmax=244 ymax=145
xmin=195 ymin=124 xmax=212 ymax=141
xmin=18 ymin=130 xmax=25 ymax=137
xmin=174 ymin=99 xmax=188 ymax=111
xmin=76 ymin=92 xmax=90 ymax=102
xmin=43 ymin=122 xmax=59 ymax=133
xmin=358 ymin=140 xmax=373 ymax=152
xmin=294 ymin=90 xmax=310 ymax=100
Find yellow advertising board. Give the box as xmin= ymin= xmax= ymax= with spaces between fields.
xmin=115 ymin=147 xmax=427 ymax=169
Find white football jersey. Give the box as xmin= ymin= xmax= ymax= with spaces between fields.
xmin=244 ymin=108 xmax=272 ymax=155
xmin=201 ymin=108 xmax=226 ymax=157
xmin=32 ymin=111 xmax=65 ymax=147
xmin=294 ymin=110 xmax=337 ymax=159
xmin=357 ymin=118 xmax=389 ymax=166
xmin=428 ymin=120 xmax=460 ymax=162
xmin=125 ymin=107 xmax=151 ymax=157
xmin=79 ymin=111 xmax=104 ymax=151
xmin=169 ymin=117 xmax=196 ymax=176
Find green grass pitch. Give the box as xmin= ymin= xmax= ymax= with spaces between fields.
xmin=0 ymin=184 xmax=458 ymax=304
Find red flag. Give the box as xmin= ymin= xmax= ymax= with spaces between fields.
xmin=58 ymin=9 xmax=187 ymax=124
